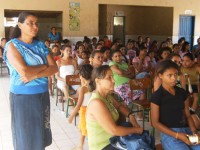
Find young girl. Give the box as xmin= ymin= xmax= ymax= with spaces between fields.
xmin=51 ymin=45 xmax=61 ymax=61
xmin=151 ymin=60 xmax=200 ymax=150
xmin=68 ymin=64 xmax=93 ymax=150
xmin=181 ymin=53 xmax=200 ymax=113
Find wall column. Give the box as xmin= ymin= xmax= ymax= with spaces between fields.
xmin=0 ymin=8 xmax=5 ymax=38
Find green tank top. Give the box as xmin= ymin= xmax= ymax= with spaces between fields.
xmin=109 ymin=61 xmax=130 ymax=87
xmin=86 ymin=92 xmax=119 ymax=150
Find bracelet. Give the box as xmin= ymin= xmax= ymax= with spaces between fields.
xmin=127 ymin=111 xmax=134 ymax=118
xmin=175 ymin=132 xmax=179 ymax=139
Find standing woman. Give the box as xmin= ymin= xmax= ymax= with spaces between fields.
xmin=3 ymin=12 xmax=58 ymax=150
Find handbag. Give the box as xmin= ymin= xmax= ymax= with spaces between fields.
xmin=109 ymin=122 xmax=155 ymax=150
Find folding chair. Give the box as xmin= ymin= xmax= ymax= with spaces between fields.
xmin=129 ymin=77 xmax=152 ymax=129
xmin=0 ymin=58 xmax=9 ymax=76
xmin=65 ymin=74 xmax=81 ymax=125
xmin=56 ymin=87 xmax=65 ymax=111
xmin=51 ymin=75 xmax=57 ymax=96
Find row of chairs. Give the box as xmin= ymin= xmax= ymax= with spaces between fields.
xmin=53 ymin=74 xmax=163 ymax=148
xmin=0 ymin=58 xmax=9 ymax=76
xmin=53 ymin=74 xmax=154 ymax=128
xmin=52 ymin=75 xmax=81 ymax=126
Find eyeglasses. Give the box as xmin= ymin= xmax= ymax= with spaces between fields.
xmin=24 ymin=22 xmax=39 ymax=27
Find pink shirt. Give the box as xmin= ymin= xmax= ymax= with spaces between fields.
xmin=132 ymin=56 xmax=150 ymax=73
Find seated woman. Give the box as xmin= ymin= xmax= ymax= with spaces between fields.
xmin=132 ymin=46 xmax=151 ymax=79
xmin=101 ymin=47 xmax=111 ymax=65
xmin=86 ymin=65 xmax=142 ymax=150
xmin=147 ymin=50 xmax=157 ymax=70
xmin=154 ymin=53 xmax=185 ymax=92
xmin=119 ymin=45 xmax=130 ymax=65
xmin=55 ymin=45 xmax=78 ymax=106
xmin=109 ymin=50 xmax=144 ymax=107
xmin=151 ymin=60 xmax=200 ymax=150
xmin=157 ymin=47 xmax=172 ymax=63
xmin=181 ymin=53 xmax=200 ymax=113
xmin=90 ymin=50 xmax=104 ymax=68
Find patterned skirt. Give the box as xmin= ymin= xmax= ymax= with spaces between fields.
xmin=10 ymin=92 xmax=52 ymax=150
xmin=114 ymin=82 xmax=143 ymax=106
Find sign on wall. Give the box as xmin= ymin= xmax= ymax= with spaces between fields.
xmin=69 ymin=2 xmax=80 ymax=31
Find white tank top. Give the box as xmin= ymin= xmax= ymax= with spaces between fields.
xmin=59 ymin=65 xmax=75 ymax=78
xmin=82 ymin=92 xmax=92 ymax=106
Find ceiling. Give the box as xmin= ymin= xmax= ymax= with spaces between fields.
xmin=4 ymin=10 xmax=62 ymax=18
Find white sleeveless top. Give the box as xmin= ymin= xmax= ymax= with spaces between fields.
xmin=57 ymin=65 xmax=75 ymax=89
xmin=82 ymin=92 xmax=92 ymax=106
xmin=77 ymin=56 xmax=84 ymax=65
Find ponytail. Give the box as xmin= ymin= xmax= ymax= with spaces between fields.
xmin=11 ymin=25 xmax=21 ymax=39
xmin=88 ymin=80 xmax=95 ymax=92
xmin=89 ymin=65 xmax=111 ymax=91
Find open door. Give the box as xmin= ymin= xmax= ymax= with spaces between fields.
xmin=113 ymin=16 xmax=125 ymax=45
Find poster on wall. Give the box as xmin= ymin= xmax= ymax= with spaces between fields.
xmin=69 ymin=2 xmax=80 ymax=31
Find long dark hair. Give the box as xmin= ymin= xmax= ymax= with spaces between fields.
xmin=79 ymin=64 xmax=93 ymax=80
xmin=12 ymin=11 xmax=37 ymax=39
xmin=90 ymin=50 xmax=103 ymax=58
xmin=182 ymin=41 xmax=190 ymax=52
xmin=89 ymin=65 xmax=111 ymax=92
xmin=183 ymin=53 xmax=195 ymax=61
xmin=156 ymin=60 xmax=179 ymax=76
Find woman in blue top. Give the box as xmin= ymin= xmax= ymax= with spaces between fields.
xmin=48 ymin=27 xmax=61 ymax=43
xmin=3 ymin=11 xmax=58 ymax=150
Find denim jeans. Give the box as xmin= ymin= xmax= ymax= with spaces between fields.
xmin=110 ymin=123 xmax=155 ymax=150
xmin=160 ymin=127 xmax=200 ymax=150
xmin=136 ymin=72 xmax=149 ymax=79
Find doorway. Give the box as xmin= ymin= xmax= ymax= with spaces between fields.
xmin=179 ymin=15 xmax=195 ymax=49
xmin=113 ymin=16 xmax=125 ymax=45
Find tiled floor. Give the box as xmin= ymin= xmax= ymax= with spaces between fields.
xmin=0 ymin=71 xmax=160 ymax=150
